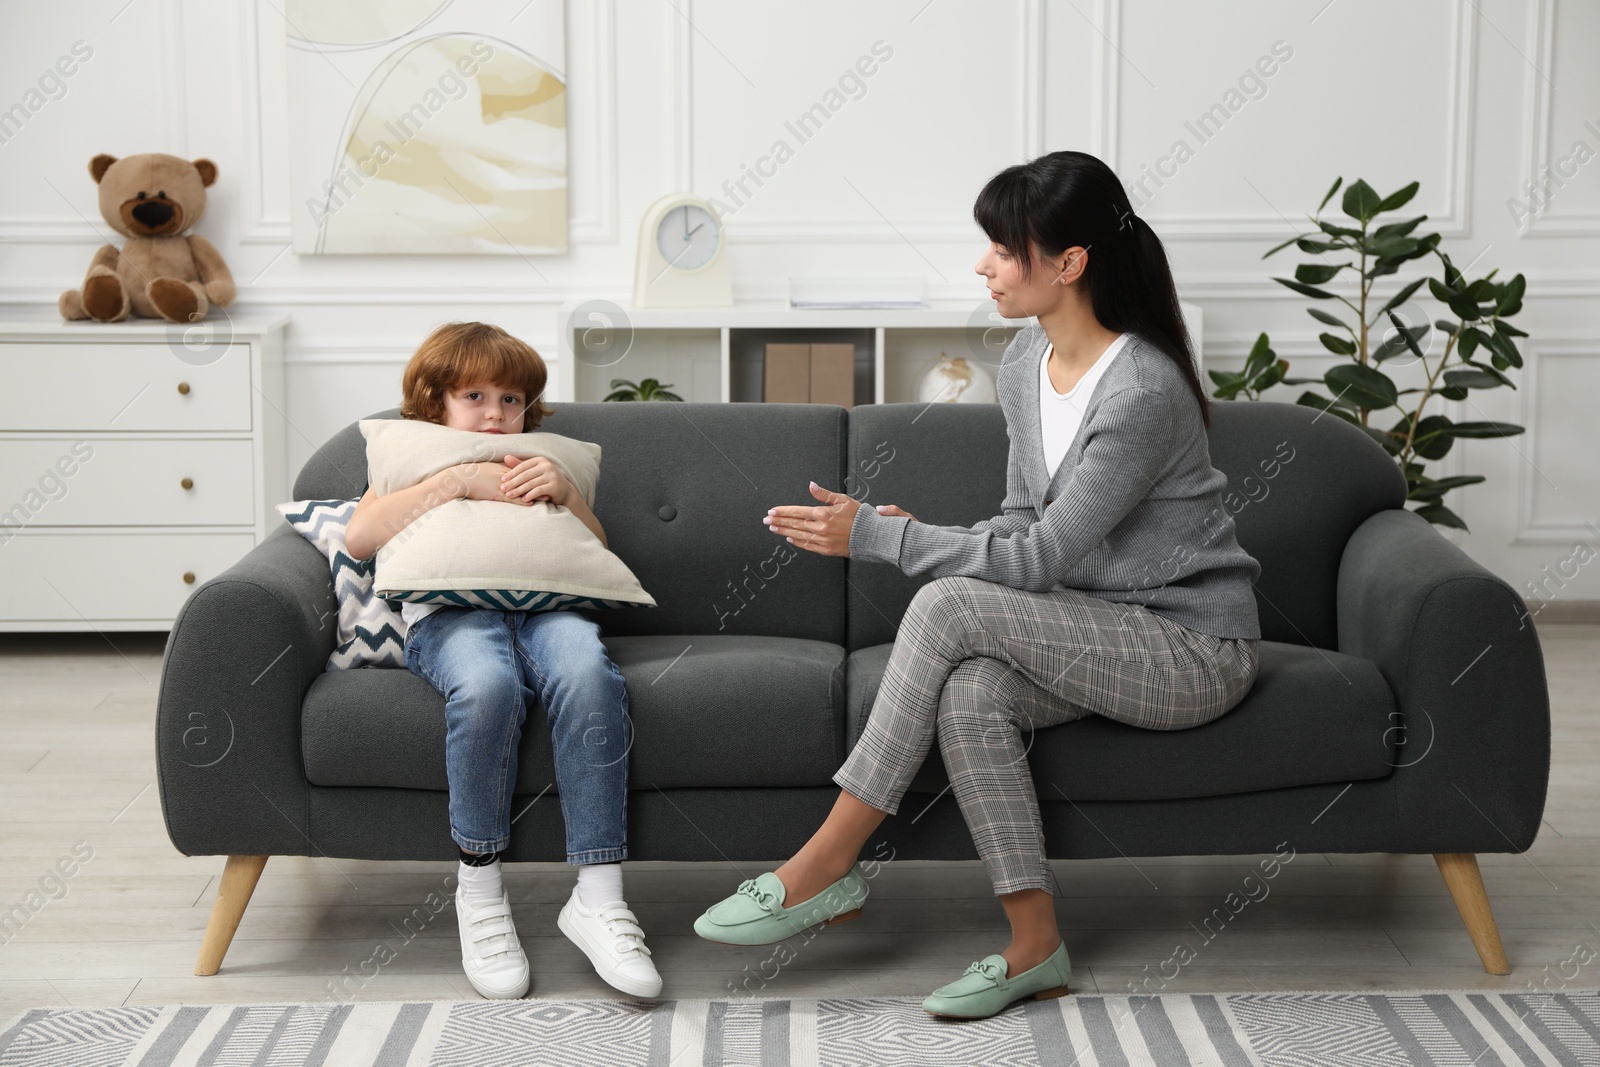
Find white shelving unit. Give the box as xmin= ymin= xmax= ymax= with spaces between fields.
xmin=556 ymin=300 xmax=1202 ymax=405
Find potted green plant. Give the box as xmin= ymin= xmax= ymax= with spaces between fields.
xmin=602 ymin=377 xmax=684 ymax=401
xmin=1207 ymin=177 xmax=1527 ymax=531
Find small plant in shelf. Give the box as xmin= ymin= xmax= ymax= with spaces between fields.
xmin=602 ymin=377 xmax=684 ymax=402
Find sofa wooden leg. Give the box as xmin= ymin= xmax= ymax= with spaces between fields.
xmin=1433 ymin=852 xmax=1510 ymax=975
xmin=195 ymin=855 xmax=268 ymax=976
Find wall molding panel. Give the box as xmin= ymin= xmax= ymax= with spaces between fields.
xmin=1109 ymin=0 xmax=1475 ymax=240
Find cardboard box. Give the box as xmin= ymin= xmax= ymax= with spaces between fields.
xmin=763 ymin=343 xmax=811 ymax=403
xmin=810 ymin=343 xmax=855 ymax=409
xmin=763 ymin=342 xmax=857 ymax=407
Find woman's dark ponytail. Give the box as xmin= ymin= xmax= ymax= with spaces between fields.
xmin=974 ymin=151 xmax=1212 ymax=429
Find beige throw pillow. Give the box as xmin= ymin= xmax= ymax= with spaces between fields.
xmin=360 ymin=418 xmax=656 ymax=612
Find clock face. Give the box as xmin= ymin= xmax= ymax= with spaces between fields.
xmin=655 ymin=204 xmax=720 ymax=271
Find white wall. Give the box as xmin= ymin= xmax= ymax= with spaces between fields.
xmin=2 ymin=0 xmax=1597 ymax=608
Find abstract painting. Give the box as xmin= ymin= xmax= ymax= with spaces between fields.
xmin=285 ymin=0 xmax=568 ymax=254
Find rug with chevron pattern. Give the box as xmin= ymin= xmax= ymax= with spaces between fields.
xmin=3 ymin=991 xmax=1598 ymax=1065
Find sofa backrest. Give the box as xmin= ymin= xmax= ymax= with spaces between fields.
xmin=844 ymin=399 xmax=1406 ymax=652
xmin=293 ymin=403 xmax=850 ymax=645
xmin=293 ymin=397 xmax=1405 ymax=653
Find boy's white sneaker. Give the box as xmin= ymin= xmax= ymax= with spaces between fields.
xmin=557 ymin=885 xmax=662 ymax=998
xmin=455 ymin=887 xmax=530 ymax=999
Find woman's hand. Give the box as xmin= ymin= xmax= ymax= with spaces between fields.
xmin=764 ymin=481 xmax=861 ymax=557
xmin=500 ymin=454 xmax=573 ymax=507
xmin=873 ymin=504 xmax=918 ymax=522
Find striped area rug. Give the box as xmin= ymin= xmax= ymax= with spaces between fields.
xmin=3 ymin=991 xmax=1598 ymax=1066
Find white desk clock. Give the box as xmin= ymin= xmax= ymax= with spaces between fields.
xmin=632 ymin=194 xmax=732 ymax=308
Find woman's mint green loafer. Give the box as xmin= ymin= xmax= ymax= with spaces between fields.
xmin=922 ymin=942 xmax=1071 ymax=1019
xmin=693 ymin=864 xmax=869 ymax=945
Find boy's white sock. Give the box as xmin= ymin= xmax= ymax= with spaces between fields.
xmin=576 ymin=862 xmax=624 ymax=908
xmin=458 ymin=859 xmax=505 ymax=904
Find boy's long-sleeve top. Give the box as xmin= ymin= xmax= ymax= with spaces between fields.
xmin=848 ymin=324 xmax=1263 ymax=639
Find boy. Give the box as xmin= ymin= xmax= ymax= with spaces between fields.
xmin=346 ymin=321 xmax=658 ymax=1000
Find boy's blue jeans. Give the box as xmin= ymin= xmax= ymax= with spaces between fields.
xmin=403 ymin=606 xmax=630 ymax=862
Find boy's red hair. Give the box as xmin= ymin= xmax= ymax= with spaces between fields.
xmin=400 ymin=321 xmax=555 ymax=430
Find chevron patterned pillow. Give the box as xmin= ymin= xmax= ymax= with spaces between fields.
xmin=275 ymin=499 xmax=407 ymax=671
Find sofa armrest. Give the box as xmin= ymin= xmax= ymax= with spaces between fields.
xmin=1337 ymin=508 xmax=1551 ymax=852
xmin=156 ymin=523 xmax=338 ymax=856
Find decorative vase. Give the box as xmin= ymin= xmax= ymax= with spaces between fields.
xmin=916 ymin=353 xmax=996 ymax=404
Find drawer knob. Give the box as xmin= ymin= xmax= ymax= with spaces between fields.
xmin=177 ymin=382 xmax=191 ymax=395
xmin=183 ymin=572 xmax=196 ymax=584
xmin=180 ymin=477 xmax=194 ymax=490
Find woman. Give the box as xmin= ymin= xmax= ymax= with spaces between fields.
xmin=694 ymin=150 xmax=1263 ymax=1019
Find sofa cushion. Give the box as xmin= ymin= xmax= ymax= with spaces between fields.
xmin=844 ymin=640 xmax=1396 ymax=802
xmin=303 ymin=634 xmax=844 ymax=791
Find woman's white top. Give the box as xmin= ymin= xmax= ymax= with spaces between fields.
xmin=1038 ymin=333 xmax=1131 ymax=481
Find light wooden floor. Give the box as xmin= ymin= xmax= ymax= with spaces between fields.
xmin=2 ymin=624 xmax=1596 ymax=1023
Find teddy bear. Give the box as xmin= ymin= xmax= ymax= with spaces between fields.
xmin=59 ymin=153 xmax=235 ymax=324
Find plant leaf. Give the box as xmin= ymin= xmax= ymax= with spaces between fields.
xmin=1341 ymin=179 xmax=1383 ymax=222
xmin=1497 ymin=274 xmax=1526 ymax=316
xmin=1378 ymin=277 xmax=1428 ymax=316
xmin=1273 ymin=276 xmax=1338 ymax=300
xmin=1374 ymin=215 xmax=1428 ymax=240
xmin=1307 ymin=307 xmax=1351 ymax=329
xmin=1377 ymin=181 xmax=1420 ymax=212
xmin=1482 ymin=328 xmax=1523 ymax=368
xmin=1386 ymin=311 xmax=1428 ymax=361
xmin=1294 ymin=237 xmax=1342 ymax=254
xmin=1445 ymin=420 xmax=1525 ymax=439
xmin=1414 ymin=502 xmax=1469 ymax=530
xmin=1317 ymin=176 xmax=1344 ymax=214
xmin=1316 ymin=220 xmax=1364 ymax=239
xmin=1263 ymin=232 xmax=1308 ymax=258
xmin=1325 ymin=363 xmax=1399 ymax=409
xmin=1368 ymin=236 xmax=1420 ymax=260
xmin=1296 ymin=262 xmax=1348 ymax=284
xmin=1443 ymin=368 xmax=1506 ymax=390
xmin=1411 ymin=414 xmax=1456 ymax=459
xmin=1242 ymin=332 xmax=1274 ymax=378
xmin=1446 ymin=289 xmax=1482 ymax=321
xmin=1359 ymin=424 xmax=1404 ymax=454
xmin=1408 ymin=474 xmax=1486 ymax=501
xmin=1372 ymin=322 xmax=1427 ymax=363
xmin=1296 ymin=391 xmax=1361 ymax=425
xmin=1319 ymin=332 xmax=1358 ymax=356
xmin=1250 ymin=359 xmax=1288 ymax=392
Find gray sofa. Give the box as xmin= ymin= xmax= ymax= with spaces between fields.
xmin=156 ymin=399 xmax=1550 ymax=978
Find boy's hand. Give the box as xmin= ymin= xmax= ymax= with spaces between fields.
xmin=438 ymin=461 xmax=531 ymax=505
xmin=500 ymin=454 xmax=574 ymax=507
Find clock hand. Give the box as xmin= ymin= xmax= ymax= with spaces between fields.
xmin=685 ymin=223 xmax=704 ymax=239
xmin=682 ymin=206 xmax=689 ymax=238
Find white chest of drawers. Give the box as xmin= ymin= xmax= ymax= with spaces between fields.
xmin=0 ymin=314 xmax=288 ymax=631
